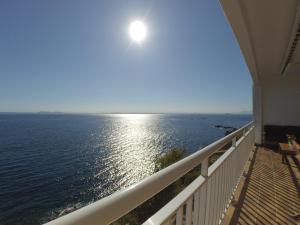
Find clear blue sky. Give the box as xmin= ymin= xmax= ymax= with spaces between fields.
xmin=0 ymin=0 xmax=252 ymax=113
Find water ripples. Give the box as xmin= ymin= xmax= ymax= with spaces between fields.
xmin=0 ymin=113 xmax=251 ymax=224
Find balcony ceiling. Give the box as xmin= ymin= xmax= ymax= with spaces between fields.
xmin=220 ymin=0 xmax=300 ymax=83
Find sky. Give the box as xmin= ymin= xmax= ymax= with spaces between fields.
xmin=0 ymin=0 xmax=253 ymax=114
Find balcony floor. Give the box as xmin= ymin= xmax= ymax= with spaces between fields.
xmin=225 ymin=147 xmax=300 ymax=225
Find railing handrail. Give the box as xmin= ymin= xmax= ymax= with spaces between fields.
xmin=45 ymin=121 xmax=254 ymax=225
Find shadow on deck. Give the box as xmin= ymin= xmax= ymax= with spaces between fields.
xmin=225 ymin=147 xmax=300 ymax=225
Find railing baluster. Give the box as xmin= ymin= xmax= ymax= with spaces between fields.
xmin=220 ymin=160 xmax=226 ymax=218
xmin=232 ymin=136 xmax=236 ymax=147
xmin=205 ymin=176 xmax=212 ymax=225
xmin=213 ymin=173 xmax=219 ymax=225
xmin=216 ymin=168 xmax=222 ymax=224
xmin=192 ymin=190 xmax=200 ymax=224
xmin=176 ymin=206 xmax=183 ymax=225
xmin=198 ymin=183 xmax=207 ymax=225
xmin=225 ymin=156 xmax=230 ymax=207
xmin=185 ymin=198 xmax=192 ymax=225
xmin=198 ymin=157 xmax=208 ymax=225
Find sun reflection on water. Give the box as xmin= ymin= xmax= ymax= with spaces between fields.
xmin=95 ymin=114 xmax=161 ymax=196
xmin=116 ymin=113 xmax=150 ymax=120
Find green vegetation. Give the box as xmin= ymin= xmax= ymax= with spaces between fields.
xmin=154 ymin=148 xmax=185 ymax=172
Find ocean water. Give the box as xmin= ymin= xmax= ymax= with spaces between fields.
xmin=0 ymin=113 xmax=251 ymax=224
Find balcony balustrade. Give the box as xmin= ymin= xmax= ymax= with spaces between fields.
xmin=45 ymin=122 xmax=254 ymax=225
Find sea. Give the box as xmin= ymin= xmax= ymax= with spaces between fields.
xmin=0 ymin=113 xmax=251 ymax=225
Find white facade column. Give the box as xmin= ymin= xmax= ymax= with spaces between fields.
xmin=253 ymin=84 xmax=263 ymax=145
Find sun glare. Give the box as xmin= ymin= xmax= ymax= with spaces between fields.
xmin=129 ymin=20 xmax=147 ymax=43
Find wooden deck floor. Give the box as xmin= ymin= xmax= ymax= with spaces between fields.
xmin=226 ymin=147 xmax=300 ymax=225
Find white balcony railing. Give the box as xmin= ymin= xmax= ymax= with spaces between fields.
xmin=45 ymin=122 xmax=254 ymax=225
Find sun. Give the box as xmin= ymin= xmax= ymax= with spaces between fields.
xmin=129 ymin=20 xmax=147 ymax=43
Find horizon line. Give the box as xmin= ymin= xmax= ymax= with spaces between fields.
xmin=0 ymin=111 xmax=253 ymax=115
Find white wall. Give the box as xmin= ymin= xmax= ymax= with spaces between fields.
xmin=262 ymin=74 xmax=300 ymax=126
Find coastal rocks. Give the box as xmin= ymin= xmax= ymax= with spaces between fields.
xmin=214 ymin=125 xmax=237 ymax=136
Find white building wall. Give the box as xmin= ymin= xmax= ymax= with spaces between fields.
xmin=262 ymin=74 xmax=300 ymax=126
